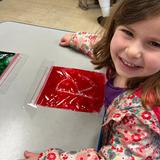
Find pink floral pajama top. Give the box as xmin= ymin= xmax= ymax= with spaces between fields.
xmin=38 ymin=32 xmax=160 ymax=160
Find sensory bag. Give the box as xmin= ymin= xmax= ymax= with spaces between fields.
xmin=30 ymin=66 xmax=105 ymax=113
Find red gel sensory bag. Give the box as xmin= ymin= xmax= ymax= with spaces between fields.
xmin=35 ymin=66 xmax=105 ymax=113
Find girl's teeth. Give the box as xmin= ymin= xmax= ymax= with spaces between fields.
xmin=122 ymin=59 xmax=137 ymax=67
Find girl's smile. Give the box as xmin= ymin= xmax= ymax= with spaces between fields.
xmin=119 ymin=57 xmax=141 ymax=68
xmin=118 ymin=56 xmax=142 ymax=71
xmin=110 ymin=16 xmax=160 ymax=84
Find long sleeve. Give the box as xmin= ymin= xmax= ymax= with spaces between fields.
xmin=69 ymin=32 xmax=99 ymax=58
xmin=37 ymin=89 xmax=160 ymax=160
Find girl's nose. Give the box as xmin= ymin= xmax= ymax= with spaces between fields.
xmin=125 ymin=41 xmax=142 ymax=59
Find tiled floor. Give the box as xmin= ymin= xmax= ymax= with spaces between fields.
xmin=0 ymin=0 xmax=102 ymax=32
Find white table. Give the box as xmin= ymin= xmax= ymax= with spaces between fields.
xmin=0 ymin=22 xmax=103 ymax=160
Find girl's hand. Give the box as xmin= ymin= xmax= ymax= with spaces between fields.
xmin=24 ymin=151 xmax=39 ymax=160
xmin=59 ymin=33 xmax=73 ymax=46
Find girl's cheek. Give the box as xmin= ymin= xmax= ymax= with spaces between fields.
xmin=110 ymin=34 xmax=121 ymax=52
xmin=111 ymin=32 xmax=129 ymax=51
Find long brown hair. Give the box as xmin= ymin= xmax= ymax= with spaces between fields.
xmin=92 ymin=0 xmax=160 ymax=107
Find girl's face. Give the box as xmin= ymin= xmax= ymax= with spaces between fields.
xmin=110 ymin=16 xmax=160 ymax=83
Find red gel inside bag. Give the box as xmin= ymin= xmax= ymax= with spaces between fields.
xmin=36 ymin=66 xmax=105 ymax=112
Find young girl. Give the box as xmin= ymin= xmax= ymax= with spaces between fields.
xmin=24 ymin=0 xmax=160 ymax=159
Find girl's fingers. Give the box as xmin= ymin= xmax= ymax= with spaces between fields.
xmin=24 ymin=151 xmax=37 ymax=159
xmin=59 ymin=41 xmax=66 ymax=46
xmin=59 ymin=34 xmax=72 ymax=46
xmin=59 ymin=40 xmax=69 ymax=46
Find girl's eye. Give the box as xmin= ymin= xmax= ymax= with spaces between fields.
xmin=121 ymin=29 xmax=133 ymax=37
xmin=149 ymin=41 xmax=160 ymax=48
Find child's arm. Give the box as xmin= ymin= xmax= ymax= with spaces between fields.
xmin=24 ymin=143 xmax=142 ymax=160
xmin=59 ymin=32 xmax=99 ymax=58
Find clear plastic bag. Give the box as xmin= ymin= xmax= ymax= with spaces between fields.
xmin=27 ymin=65 xmax=105 ymax=113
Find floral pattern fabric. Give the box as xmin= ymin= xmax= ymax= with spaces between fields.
xmin=38 ymin=88 xmax=160 ymax=160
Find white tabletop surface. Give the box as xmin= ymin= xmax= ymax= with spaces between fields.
xmin=0 ymin=22 xmax=104 ymax=160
